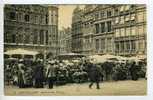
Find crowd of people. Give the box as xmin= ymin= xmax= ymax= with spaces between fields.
xmin=4 ymin=57 xmax=147 ymax=89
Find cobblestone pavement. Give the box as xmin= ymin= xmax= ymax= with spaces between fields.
xmin=4 ymin=79 xmax=147 ymax=96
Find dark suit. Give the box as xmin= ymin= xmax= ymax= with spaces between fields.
xmin=88 ymin=63 xmax=103 ymax=89
xmin=34 ymin=63 xmax=44 ymax=88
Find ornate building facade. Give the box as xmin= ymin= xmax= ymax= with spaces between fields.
xmin=59 ymin=27 xmax=72 ymax=54
xmin=82 ymin=5 xmax=96 ymax=55
xmin=72 ymin=4 xmax=146 ymax=56
xmin=4 ymin=5 xmax=58 ymax=57
xmin=71 ymin=6 xmax=83 ymax=53
xmin=113 ymin=5 xmax=147 ymax=56
xmin=93 ymin=5 xmax=115 ymax=55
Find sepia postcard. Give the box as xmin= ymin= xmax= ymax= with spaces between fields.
xmin=3 ymin=4 xmax=147 ymax=96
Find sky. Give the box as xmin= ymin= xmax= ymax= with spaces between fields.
xmin=58 ymin=5 xmax=84 ymax=30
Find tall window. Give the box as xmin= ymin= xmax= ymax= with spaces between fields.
xmin=125 ymin=15 xmax=130 ymax=22
xmin=101 ymin=22 xmax=105 ymax=33
xmin=120 ymin=6 xmax=124 ymax=12
xmin=107 ymin=21 xmax=112 ymax=32
xmin=139 ymin=40 xmax=145 ymax=50
xmin=46 ymin=31 xmax=49 ymax=45
xmin=33 ymin=30 xmax=38 ymax=44
xmin=120 ymin=28 xmax=125 ymax=37
xmin=100 ymin=12 xmax=105 ymax=18
xmin=144 ymin=12 xmax=146 ymax=22
xmin=120 ymin=16 xmax=124 ymax=24
xmin=96 ymin=39 xmax=99 ymax=51
xmin=24 ymin=29 xmax=30 ymax=44
xmin=138 ymin=25 xmax=144 ymax=35
xmin=40 ymin=30 xmax=44 ymax=44
xmin=4 ymin=32 xmax=10 ymax=43
xmin=126 ymin=41 xmax=130 ymax=51
xmin=114 ymin=9 xmax=119 ymax=16
xmin=107 ymin=10 xmax=112 ymax=17
xmin=95 ymin=13 xmax=99 ymax=19
xmin=95 ymin=24 xmax=100 ymax=33
xmin=101 ymin=39 xmax=105 ymax=51
xmin=24 ymin=14 xmax=30 ymax=22
xmin=115 ymin=42 xmax=119 ymax=53
xmin=120 ymin=42 xmax=125 ymax=52
xmin=9 ymin=12 xmax=16 ymax=20
xmin=131 ymin=40 xmax=136 ymax=50
xmin=126 ymin=27 xmax=130 ymax=36
xmin=131 ymin=14 xmax=135 ymax=21
xmin=107 ymin=38 xmax=112 ymax=52
xmin=12 ymin=34 xmax=16 ymax=43
xmin=17 ymin=13 xmax=22 ymax=21
xmin=115 ymin=17 xmax=119 ymax=24
xmin=115 ymin=29 xmax=120 ymax=37
xmin=131 ymin=26 xmax=136 ymax=36
xmin=17 ymin=28 xmax=23 ymax=43
xmin=137 ymin=12 xmax=144 ymax=22
xmin=25 ymin=34 xmax=30 ymax=44
xmin=35 ymin=15 xmax=39 ymax=24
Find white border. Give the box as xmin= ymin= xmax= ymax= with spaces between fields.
xmin=1 ymin=0 xmax=149 ymax=4
xmin=0 ymin=0 xmax=153 ymax=100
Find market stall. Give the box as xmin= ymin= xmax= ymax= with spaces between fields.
xmin=4 ymin=48 xmax=39 ymax=60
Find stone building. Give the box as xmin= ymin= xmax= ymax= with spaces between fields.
xmin=59 ymin=27 xmax=72 ymax=54
xmin=82 ymin=5 xmax=96 ymax=55
xmin=93 ymin=5 xmax=115 ymax=55
xmin=113 ymin=5 xmax=147 ymax=56
xmin=71 ymin=6 xmax=83 ymax=53
xmin=72 ymin=4 xmax=147 ymax=56
xmin=4 ymin=5 xmax=58 ymax=58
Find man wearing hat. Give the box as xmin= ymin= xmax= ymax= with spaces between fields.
xmin=46 ymin=61 xmax=56 ymax=89
xmin=33 ymin=59 xmax=44 ymax=88
xmin=88 ymin=61 xmax=103 ymax=89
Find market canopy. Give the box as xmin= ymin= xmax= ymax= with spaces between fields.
xmin=59 ymin=53 xmax=85 ymax=56
xmin=57 ymin=53 xmax=86 ymax=60
xmin=89 ymin=54 xmax=127 ymax=63
xmin=4 ymin=48 xmax=39 ymax=56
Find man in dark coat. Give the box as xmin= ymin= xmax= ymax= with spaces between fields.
xmin=88 ymin=63 xmax=103 ymax=89
xmin=129 ymin=61 xmax=140 ymax=81
xmin=33 ymin=60 xmax=44 ymax=88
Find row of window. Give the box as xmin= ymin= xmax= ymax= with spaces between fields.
xmin=120 ymin=5 xmax=134 ymax=12
xmin=115 ymin=11 xmax=146 ymax=25
xmin=95 ymin=10 xmax=113 ymax=20
xmin=94 ymin=38 xmax=145 ymax=53
xmin=115 ymin=25 xmax=146 ymax=37
xmin=115 ymin=14 xmax=135 ymax=24
xmin=115 ymin=41 xmax=136 ymax=53
xmin=95 ymin=38 xmax=113 ymax=53
xmin=94 ymin=5 xmax=136 ymax=20
xmin=4 ymin=30 xmax=49 ymax=45
xmin=95 ymin=21 xmax=112 ymax=33
xmin=84 ymin=38 xmax=92 ymax=49
xmin=115 ymin=40 xmax=146 ymax=53
xmin=6 ymin=11 xmax=49 ymax=24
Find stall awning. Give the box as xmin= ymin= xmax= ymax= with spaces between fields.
xmin=4 ymin=48 xmax=39 ymax=56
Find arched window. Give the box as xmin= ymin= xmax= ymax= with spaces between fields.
xmin=24 ymin=14 xmax=30 ymax=22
